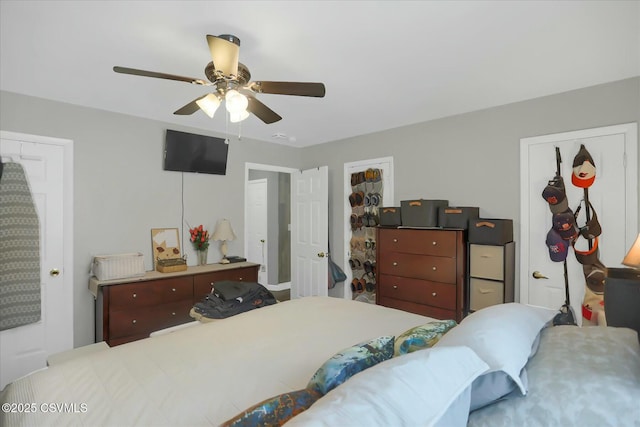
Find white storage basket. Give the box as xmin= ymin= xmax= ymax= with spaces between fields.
xmin=92 ymin=252 xmax=145 ymax=281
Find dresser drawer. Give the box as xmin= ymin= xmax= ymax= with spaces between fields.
xmin=470 ymin=244 xmax=504 ymax=280
xmin=109 ymin=300 xmax=193 ymax=340
xmin=378 ymin=252 xmax=457 ymax=283
xmin=378 ymin=296 xmax=456 ymax=320
xmin=108 ymin=277 xmax=192 ymax=310
xmin=378 ymin=274 xmax=456 ymax=310
xmin=469 ymin=278 xmax=504 ymax=311
xmin=193 ymin=267 xmax=259 ymax=301
xmin=378 ymin=229 xmax=457 ymax=257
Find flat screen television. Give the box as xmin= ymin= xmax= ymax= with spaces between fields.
xmin=163 ymin=129 xmax=228 ymax=175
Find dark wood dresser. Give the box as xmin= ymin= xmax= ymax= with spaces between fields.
xmin=376 ymin=227 xmax=466 ymax=322
xmin=90 ymin=262 xmax=259 ymax=346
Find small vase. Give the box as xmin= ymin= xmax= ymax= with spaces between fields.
xmin=197 ymin=249 xmax=208 ymax=266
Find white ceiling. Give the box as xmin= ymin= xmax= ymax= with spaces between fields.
xmin=1 ymin=1 xmax=638 ymax=147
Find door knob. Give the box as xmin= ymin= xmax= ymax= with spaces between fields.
xmin=49 ymin=268 xmax=60 ymax=277
xmin=532 ymin=271 xmax=548 ymax=279
xmin=317 ymin=252 xmax=326 ymax=258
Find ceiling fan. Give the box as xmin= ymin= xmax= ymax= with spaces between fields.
xmin=114 ymin=34 xmax=326 ymax=124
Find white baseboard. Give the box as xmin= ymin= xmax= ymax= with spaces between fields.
xmin=266 ymin=282 xmax=291 ymax=292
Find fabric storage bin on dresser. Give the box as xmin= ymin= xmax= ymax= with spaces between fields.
xmin=438 ymin=206 xmax=480 ymax=229
xmin=92 ymin=253 xmax=145 ymax=281
xmin=379 ymin=207 xmax=402 ymax=226
xmin=400 ymin=199 xmax=449 ymax=227
xmin=468 ymin=218 xmax=513 ymax=244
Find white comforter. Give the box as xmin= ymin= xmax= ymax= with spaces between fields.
xmin=0 ymin=297 xmax=431 ymax=426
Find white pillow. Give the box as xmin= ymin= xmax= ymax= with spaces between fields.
xmin=434 ymin=303 xmax=555 ymax=407
xmin=285 ymin=346 xmax=489 ymax=427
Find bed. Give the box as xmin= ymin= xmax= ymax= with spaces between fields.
xmin=0 ymin=297 xmax=638 ymax=426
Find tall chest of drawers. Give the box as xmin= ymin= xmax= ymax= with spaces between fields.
xmin=376 ymin=228 xmax=466 ymax=322
xmin=91 ymin=262 xmax=259 ymax=346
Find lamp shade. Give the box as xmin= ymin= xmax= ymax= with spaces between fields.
xmin=225 ymin=90 xmax=248 ymax=114
xmin=212 ymin=219 xmax=236 ymax=242
xmin=229 ymin=110 xmax=250 ymax=123
xmin=622 ymin=233 xmax=640 ymax=268
xmin=195 ymin=94 xmax=221 ymax=118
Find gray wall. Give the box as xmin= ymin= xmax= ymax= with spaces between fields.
xmin=302 ymin=77 xmax=640 ymax=274
xmin=1 ymin=76 xmax=638 ymax=347
xmin=0 ymin=91 xmax=302 ymax=347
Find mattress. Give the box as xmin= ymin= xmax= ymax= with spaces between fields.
xmin=0 ymin=296 xmax=432 ymax=426
xmin=467 ymin=325 xmax=640 ymax=427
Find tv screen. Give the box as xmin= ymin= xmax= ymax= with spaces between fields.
xmin=163 ymin=129 xmax=228 ymax=175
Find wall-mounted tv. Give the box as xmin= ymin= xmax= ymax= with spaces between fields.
xmin=163 ymin=129 xmax=228 ymax=175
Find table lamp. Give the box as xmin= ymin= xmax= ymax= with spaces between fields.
xmin=622 ymin=233 xmax=640 ymax=269
xmin=212 ymin=219 xmax=236 ymax=264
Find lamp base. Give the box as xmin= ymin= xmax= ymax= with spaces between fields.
xmin=219 ymin=258 xmax=230 ymax=265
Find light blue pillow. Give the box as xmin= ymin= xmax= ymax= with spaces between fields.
xmin=435 ymin=303 xmax=555 ymax=410
xmin=307 ymin=335 xmax=394 ymax=395
xmin=287 ymin=346 xmax=489 ymax=427
xmin=394 ymin=319 xmax=457 ymax=356
xmin=221 ymin=388 xmax=322 ymax=427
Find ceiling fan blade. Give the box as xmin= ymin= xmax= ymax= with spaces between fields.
xmin=250 ymin=81 xmax=326 ymax=97
xmin=114 ymin=66 xmax=208 ymax=85
xmin=246 ymin=96 xmax=282 ymax=124
xmin=173 ymin=96 xmax=207 ymax=115
xmin=206 ymin=34 xmax=239 ymax=77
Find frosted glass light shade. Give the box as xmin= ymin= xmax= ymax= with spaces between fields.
xmin=622 ymin=234 xmax=640 ymax=268
xmin=225 ymin=90 xmax=248 ymax=113
xmin=229 ymin=110 xmax=250 ymax=123
xmin=196 ymin=94 xmax=220 ymax=118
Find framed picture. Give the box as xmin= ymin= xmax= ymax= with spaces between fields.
xmin=151 ymin=228 xmax=181 ymax=268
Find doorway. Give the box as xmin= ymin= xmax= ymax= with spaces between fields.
xmin=245 ymin=163 xmax=295 ymax=291
xmin=342 ymin=157 xmax=394 ymax=300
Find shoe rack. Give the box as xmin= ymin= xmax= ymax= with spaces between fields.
xmin=348 ymin=168 xmax=383 ymax=303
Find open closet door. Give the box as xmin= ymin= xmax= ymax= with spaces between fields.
xmin=291 ymin=166 xmax=329 ymax=298
xmin=0 ymin=131 xmax=73 ymax=390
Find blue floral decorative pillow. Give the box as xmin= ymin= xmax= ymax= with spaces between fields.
xmin=221 ymin=388 xmax=322 ymax=427
xmin=394 ymin=320 xmax=457 ymax=356
xmin=307 ymin=335 xmax=394 ymax=395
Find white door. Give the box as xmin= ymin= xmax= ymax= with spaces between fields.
xmin=291 ymin=167 xmax=329 ymax=299
xmin=520 ymin=123 xmax=638 ymax=321
xmin=247 ymin=179 xmax=268 ymax=285
xmin=0 ymin=131 xmax=73 ymax=390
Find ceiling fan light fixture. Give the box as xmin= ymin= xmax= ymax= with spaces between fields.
xmin=229 ymin=110 xmax=250 ymax=123
xmin=225 ymin=89 xmax=248 ymax=113
xmin=195 ymin=93 xmax=221 ymax=118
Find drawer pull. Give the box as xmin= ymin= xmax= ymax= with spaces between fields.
xmin=478 ymin=288 xmax=495 ymax=294
xmin=172 ymin=288 xmax=176 ymax=292
xmin=132 ymin=319 xmax=137 ymax=324
xmin=393 ymin=262 xmax=398 ymax=266
xmin=239 ymin=277 xmax=243 ymax=281
xmin=432 ymin=241 xmax=437 ymax=246
xmin=132 ymin=293 xmax=137 ymax=298
xmin=432 ymin=266 xmax=437 ymax=271
xmin=393 ymin=238 xmax=398 ymax=243
xmin=432 ymin=292 xmax=437 ymax=297
xmin=393 ymin=285 xmax=398 ymax=289
xmin=172 ymin=312 xmax=176 ymax=316
xmin=481 ymin=254 xmax=494 ymax=258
